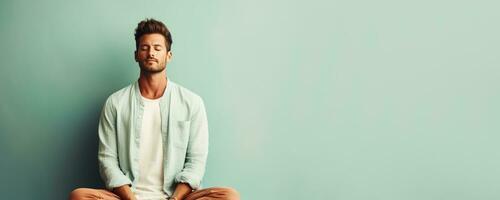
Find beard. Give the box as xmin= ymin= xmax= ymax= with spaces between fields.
xmin=139 ymin=60 xmax=166 ymax=73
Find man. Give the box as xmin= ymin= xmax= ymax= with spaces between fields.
xmin=69 ymin=18 xmax=239 ymax=200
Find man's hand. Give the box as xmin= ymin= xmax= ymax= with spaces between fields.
xmin=113 ymin=184 xmax=136 ymax=200
xmin=170 ymin=182 xmax=193 ymax=200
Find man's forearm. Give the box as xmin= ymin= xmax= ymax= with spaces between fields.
xmin=113 ymin=184 xmax=136 ymax=200
xmin=171 ymin=183 xmax=192 ymax=200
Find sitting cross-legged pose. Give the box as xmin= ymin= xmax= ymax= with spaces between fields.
xmin=69 ymin=18 xmax=239 ymax=200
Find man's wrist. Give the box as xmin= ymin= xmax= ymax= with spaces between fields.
xmin=113 ymin=184 xmax=136 ymax=200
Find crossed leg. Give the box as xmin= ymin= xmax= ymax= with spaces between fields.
xmin=69 ymin=188 xmax=120 ymax=200
xmin=69 ymin=187 xmax=239 ymax=200
xmin=184 ymin=187 xmax=239 ymax=200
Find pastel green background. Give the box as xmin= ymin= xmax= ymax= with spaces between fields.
xmin=0 ymin=0 xmax=499 ymax=199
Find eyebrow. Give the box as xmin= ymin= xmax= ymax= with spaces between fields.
xmin=140 ymin=44 xmax=164 ymax=47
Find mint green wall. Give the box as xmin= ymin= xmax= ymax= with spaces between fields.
xmin=1 ymin=0 xmax=499 ymax=199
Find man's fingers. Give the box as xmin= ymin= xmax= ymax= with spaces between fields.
xmin=184 ymin=188 xmax=213 ymax=200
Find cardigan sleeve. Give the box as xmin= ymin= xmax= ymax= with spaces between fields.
xmin=174 ymin=97 xmax=209 ymax=190
xmin=97 ymin=97 xmax=132 ymax=190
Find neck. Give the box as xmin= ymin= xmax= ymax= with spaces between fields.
xmin=138 ymin=70 xmax=167 ymax=99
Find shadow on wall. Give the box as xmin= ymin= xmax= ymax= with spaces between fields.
xmin=55 ymin=45 xmax=136 ymax=198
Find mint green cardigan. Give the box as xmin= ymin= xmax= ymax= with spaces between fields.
xmin=97 ymin=79 xmax=208 ymax=196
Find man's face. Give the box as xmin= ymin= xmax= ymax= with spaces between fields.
xmin=135 ymin=33 xmax=172 ymax=73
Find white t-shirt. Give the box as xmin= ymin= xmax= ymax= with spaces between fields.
xmin=132 ymin=95 xmax=168 ymax=200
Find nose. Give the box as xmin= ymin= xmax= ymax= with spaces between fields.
xmin=148 ymin=49 xmax=156 ymax=57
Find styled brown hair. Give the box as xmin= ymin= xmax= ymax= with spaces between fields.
xmin=134 ymin=18 xmax=173 ymax=51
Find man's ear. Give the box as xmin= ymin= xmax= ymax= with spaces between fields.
xmin=166 ymin=51 xmax=173 ymax=63
xmin=134 ymin=50 xmax=138 ymax=62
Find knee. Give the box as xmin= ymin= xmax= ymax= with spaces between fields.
xmin=218 ymin=187 xmax=240 ymax=200
xmin=69 ymin=188 xmax=91 ymax=200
